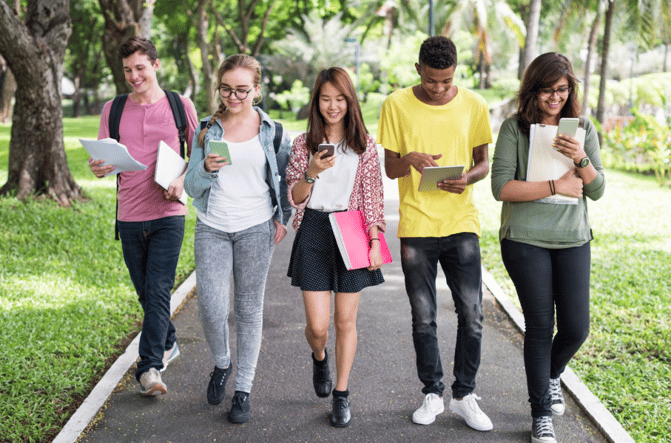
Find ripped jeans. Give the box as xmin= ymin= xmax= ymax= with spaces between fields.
xmin=400 ymin=233 xmax=484 ymax=399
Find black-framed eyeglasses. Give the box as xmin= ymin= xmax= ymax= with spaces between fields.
xmin=538 ymin=86 xmax=571 ymax=97
xmin=218 ymin=86 xmax=253 ymax=100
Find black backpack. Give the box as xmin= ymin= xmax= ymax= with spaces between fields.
xmin=108 ymin=90 xmax=188 ymax=240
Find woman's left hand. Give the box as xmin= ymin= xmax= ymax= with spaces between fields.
xmin=367 ymin=243 xmax=383 ymax=271
xmin=553 ymin=134 xmax=586 ymax=164
xmin=273 ymin=219 xmax=287 ymax=245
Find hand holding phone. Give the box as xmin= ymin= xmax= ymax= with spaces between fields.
xmin=557 ymin=118 xmax=579 ymax=138
xmin=318 ymin=143 xmax=335 ymax=158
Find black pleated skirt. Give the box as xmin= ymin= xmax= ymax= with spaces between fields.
xmin=287 ymin=208 xmax=384 ymax=293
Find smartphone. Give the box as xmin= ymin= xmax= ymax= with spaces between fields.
xmin=318 ymin=143 xmax=335 ymax=158
xmin=557 ymin=118 xmax=579 ymax=138
xmin=209 ymin=140 xmax=231 ymax=164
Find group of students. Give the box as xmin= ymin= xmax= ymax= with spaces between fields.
xmin=89 ymin=35 xmax=604 ymax=443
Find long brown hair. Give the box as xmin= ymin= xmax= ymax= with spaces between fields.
xmin=516 ymin=52 xmax=581 ymax=136
xmin=197 ymin=54 xmax=263 ymax=146
xmin=306 ymin=68 xmax=368 ymax=155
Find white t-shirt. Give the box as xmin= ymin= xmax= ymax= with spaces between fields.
xmin=307 ymin=144 xmax=359 ymax=212
xmin=198 ymin=135 xmax=273 ymax=232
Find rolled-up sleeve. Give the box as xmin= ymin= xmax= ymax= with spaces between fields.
xmin=582 ymin=120 xmax=606 ymax=201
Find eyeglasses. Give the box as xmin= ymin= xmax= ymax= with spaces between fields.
xmin=218 ymin=86 xmax=253 ymax=100
xmin=538 ymin=86 xmax=571 ymax=97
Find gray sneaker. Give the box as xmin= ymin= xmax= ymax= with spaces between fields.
xmin=549 ymin=377 xmax=565 ymax=415
xmin=531 ymin=416 xmax=557 ymax=443
xmin=161 ymin=343 xmax=181 ymax=373
xmin=139 ymin=368 xmax=167 ymax=396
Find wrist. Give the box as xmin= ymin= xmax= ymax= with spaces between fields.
xmin=303 ymin=170 xmax=318 ymax=184
xmin=369 ymin=237 xmax=380 ymax=247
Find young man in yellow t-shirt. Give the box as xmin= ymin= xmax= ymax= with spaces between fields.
xmin=377 ymin=36 xmax=493 ymax=432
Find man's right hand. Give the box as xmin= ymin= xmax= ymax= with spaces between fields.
xmin=89 ymin=159 xmax=114 ymax=178
xmin=403 ymin=152 xmax=443 ymax=174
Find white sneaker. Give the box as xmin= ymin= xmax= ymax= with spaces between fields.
xmin=549 ymin=377 xmax=565 ymax=416
xmin=139 ymin=368 xmax=167 ymax=396
xmin=412 ymin=393 xmax=444 ymax=425
xmin=449 ymin=393 xmax=493 ymax=431
xmin=161 ymin=343 xmax=181 ymax=373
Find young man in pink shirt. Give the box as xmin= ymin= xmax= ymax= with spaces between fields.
xmin=89 ymin=37 xmax=198 ymax=396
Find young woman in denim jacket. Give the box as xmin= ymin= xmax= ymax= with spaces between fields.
xmin=184 ymin=54 xmax=291 ymax=424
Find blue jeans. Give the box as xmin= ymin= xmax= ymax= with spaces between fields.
xmin=400 ymin=233 xmax=484 ymax=399
xmin=501 ymin=239 xmax=591 ymax=418
xmin=194 ymin=218 xmax=276 ymax=393
xmin=117 ymin=216 xmax=185 ymax=381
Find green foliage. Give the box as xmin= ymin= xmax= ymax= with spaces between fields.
xmin=273 ymin=79 xmax=311 ymax=113
xmin=0 ymin=118 xmax=196 ymax=442
xmin=602 ymin=109 xmax=671 ymax=185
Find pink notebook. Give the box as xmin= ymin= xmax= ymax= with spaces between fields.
xmin=328 ymin=210 xmax=393 ymax=270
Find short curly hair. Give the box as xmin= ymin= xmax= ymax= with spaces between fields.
xmin=418 ymin=36 xmax=457 ymax=70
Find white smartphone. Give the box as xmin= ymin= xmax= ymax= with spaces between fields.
xmin=318 ymin=143 xmax=335 ymax=158
xmin=557 ymin=118 xmax=579 ymax=138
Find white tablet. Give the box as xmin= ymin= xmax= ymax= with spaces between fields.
xmin=418 ymin=165 xmax=464 ymax=192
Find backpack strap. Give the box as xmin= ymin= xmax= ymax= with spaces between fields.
xmin=108 ymin=94 xmax=128 ymax=241
xmin=109 ymin=94 xmax=128 ymax=143
xmin=164 ymin=90 xmax=187 ymax=158
xmin=272 ymin=121 xmax=283 ymax=154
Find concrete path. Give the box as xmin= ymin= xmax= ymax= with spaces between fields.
xmin=71 ymin=194 xmax=612 ymax=443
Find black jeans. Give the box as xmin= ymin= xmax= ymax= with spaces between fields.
xmin=400 ymin=233 xmax=484 ymax=399
xmin=118 ymin=216 xmax=185 ymax=381
xmin=501 ymin=239 xmax=591 ymax=418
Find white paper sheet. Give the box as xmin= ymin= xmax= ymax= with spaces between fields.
xmin=527 ymin=124 xmax=586 ymax=205
xmin=80 ymin=138 xmax=147 ymax=176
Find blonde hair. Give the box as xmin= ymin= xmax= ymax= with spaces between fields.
xmin=197 ymin=54 xmax=263 ymax=146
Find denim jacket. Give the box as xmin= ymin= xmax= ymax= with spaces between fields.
xmin=184 ymin=107 xmax=293 ymax=226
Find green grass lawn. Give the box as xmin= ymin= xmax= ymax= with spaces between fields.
xmin=1 ymin=100 xmax=669 ymax=442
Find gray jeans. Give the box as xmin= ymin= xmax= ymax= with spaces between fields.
xmin=194 ymin=218 xmax=276 ymax=393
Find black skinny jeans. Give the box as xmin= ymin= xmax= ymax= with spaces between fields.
xmin=501 ymin=239 xmax=591 ymax=418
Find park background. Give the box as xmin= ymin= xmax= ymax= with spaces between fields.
xmin=1 ymin=0 xmax=670 ymax=441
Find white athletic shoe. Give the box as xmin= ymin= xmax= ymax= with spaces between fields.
xmin=449 ymin=393 xmax=493 ymax=431
xmin=412 ymin=393 xmax=444 ymax=425
xmin=139 ymin=368 xmax=167 ymax=396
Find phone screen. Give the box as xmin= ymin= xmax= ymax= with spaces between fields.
xmin=557 ymin=118 xmax=579 ymax=137
xmin=318 ymin=143 xmax=335 ymax=158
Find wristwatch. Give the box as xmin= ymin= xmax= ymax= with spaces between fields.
xmin=303 ymin=170 xmax=318 ymax=184
xmin=575 ymin=157 xmax=590 ymax=168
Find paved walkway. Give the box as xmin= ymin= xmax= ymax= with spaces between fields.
xmin=67 ymin=192 xmax=615 ymax=443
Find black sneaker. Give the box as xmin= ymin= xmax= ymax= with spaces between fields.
xmin=312 ymin=349 xmax=332 ymax=398
xmin=531 ymin=416 xmax=557 ymax=443
xmin=330 ymin=395 xmax=352 ymax=428
xmin=207 ymin=366 xmax=229 ymax=405
xmin=228 ymin=391 xmax=251 ymax=423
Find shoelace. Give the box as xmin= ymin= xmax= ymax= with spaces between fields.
xmin=463 ymin=393 xmax=483 ymax=413
xmin=549 ymin=378 xmax=563 ymax=401
xmin=333 ymin=397 xmax=349 ymax=410
xmin=535 ymin=416 xmax=555 ymax=437
xmin=211 ymin=369 xmax=227 ymax=386
xmin=232 ymin=394 xmax=247 ymax=407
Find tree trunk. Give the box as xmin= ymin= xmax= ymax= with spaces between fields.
xmin=596 ymin=0 xmax=616 ymax=130
xmin=0 ymin=56 xmax=16 ymax=123
xmin=0 ymin=0 xmax=82 ymax=205
xmin=98 ymin=0 xmax=153 ymax=96
xmin=521 ymin=0 xmax=541 ymax=75
xmin=193 ymin=0 xmax=217 ymax=114
xmin=582 ymin=1 xmax=603 ymax=116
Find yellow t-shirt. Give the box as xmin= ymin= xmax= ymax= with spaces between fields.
xmin=377 ymin=86 xmax=493 ymax=238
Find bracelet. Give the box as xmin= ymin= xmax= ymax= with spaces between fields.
xmin=369 ymin=238 xmax=380 ymax=247
xmin=548 ymin=180 xmax=556 ymax=196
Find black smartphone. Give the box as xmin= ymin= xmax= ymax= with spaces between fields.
xmin=318 ymin=143 xmax=335 ymax=158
